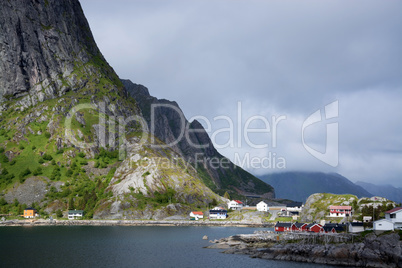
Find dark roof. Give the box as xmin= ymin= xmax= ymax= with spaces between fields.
xmin=386 ymin=207 xmax=402 ymax=214
xmin=275 ymin=222 xmax=292 ymax=228
xmin=286 ymin=202 xmax=303 ymax=208
xmin=68 ymin=210 xmax=84 ymax=214
xmin=209 ymin=210 xmax=227 ymax=213
xmin=294 ymin=222 xmax=307 ymax=228
xmin=349 ymin=222 xmax=364 ymax=227
xmin=24 ymin=207 xmax=37 ymax=211
xmin=324 ymin=223 xmax=346 ymax=231
xmin=322 ymin=226 xmax=335 ymax=232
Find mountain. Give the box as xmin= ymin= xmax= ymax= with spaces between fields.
xmin=259 ymin=172 xmax=372 ymax=202
xmin=122 ymin=80 xmax=274 ymax=198
xmin=355 ymin=181 xmax=402 ymax=204
xmin=0 ymin=0 xmax=273 ymax=219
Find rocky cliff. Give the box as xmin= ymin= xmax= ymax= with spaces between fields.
xmin=0 ymin=0 xmax=273 ymax=219
xmin=0 ymin=0 xmax=122 ymax=106
xmin=123 ymin=80 xmax=274 ymax=199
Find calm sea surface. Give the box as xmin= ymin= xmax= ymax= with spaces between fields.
xmin=0 ymin=226 xmax=342 ymax=268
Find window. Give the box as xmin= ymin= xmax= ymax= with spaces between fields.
xmin=390 ymin=214 xmax=396 ymax=219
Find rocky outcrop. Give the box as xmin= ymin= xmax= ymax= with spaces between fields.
xmin=0 ymin=0 xmax=119 ymax=105
xmin=3 ymin=177 xmax=63 ymax=205
xmin=211 ymin=232 xmax=402 ymax=268
xmin=122 ymin=79 xmax=275 ymax=198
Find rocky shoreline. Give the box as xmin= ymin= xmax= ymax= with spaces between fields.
xmin=207 ymin=232 xmax=402 ymax=268
xmin=0 ymin=219 xmax=273 ymax=228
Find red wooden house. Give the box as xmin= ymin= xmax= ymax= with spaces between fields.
xmin=292 ymin=222 xmax=307 ymax=231
xmin=275 ymin=222 xmax=292 ymax=232
xmin=307 ymin=223 xmax=323 ymax=233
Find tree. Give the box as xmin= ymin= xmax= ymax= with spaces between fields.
xmin=211 ymin=198 xmax=218 ymax=207
xmin=224 ymin=192 xmax=231 ymax=200
xmin=68 ymin=197 xmax=75 ymax=210
xmin=56 ymin=209 xmax=63 ymax=218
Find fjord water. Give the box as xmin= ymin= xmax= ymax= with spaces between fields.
xmin=1 ymin=226 xmax=332 ymax=268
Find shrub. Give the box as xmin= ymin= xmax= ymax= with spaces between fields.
xmin=32 ymin=146 xmax=36 ymax=150
xmin=0 ymin=148 xmax=4 ymax=153
xmin=45 ymin=132 xmax=51 ymax=138
xmin=56 ymin=149 xmax=64 ymax=154
xmin=0 ymin=154 xmax=9 ymax=163
xmin=19 ymin=168 xmax=31 ymax=178
xmin=33 ymin=167 xmax=43 ymax=176
xmin=38 ymin=158 xmax=45 ymax=164
xmin=56 ymin=209 xmax=63 ymax=218
xmin=19 ymin=145 xmax=25 ymax=150
xmin=78 ymin=152 xmax=85 ymax=158
xmin=1 ymin=168 xmax=8 ymax=175
xmin=9 ymin=159 xmax=16 ymax=165
xmin=42 ymin=154 xmax=53 ymax=161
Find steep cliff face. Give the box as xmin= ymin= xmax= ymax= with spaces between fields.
xmin=0 ymin=0 xmax=273 ymax=219
xmin=0 ymin=0 xmax=120 ymax=105
xmin=123 ymin=80 xmax=275 ymax=198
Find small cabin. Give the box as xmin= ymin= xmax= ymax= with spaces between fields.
xmin=24 ymin=208 xmax=38 ymax=219
xmin=68 ymin=210 xmax=84 ymax=220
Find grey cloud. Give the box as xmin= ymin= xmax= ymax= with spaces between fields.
xmin=80 ymin=0 xmax=402 ymax=186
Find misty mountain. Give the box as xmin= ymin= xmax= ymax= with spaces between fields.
xmin=355 ymin=181 xmax=402 ymax=204
xmin=259 ymin=172 xmax=373 ymax=202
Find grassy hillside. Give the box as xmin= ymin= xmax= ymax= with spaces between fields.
xmin=300 ymin=193 xmax=396 ymax=223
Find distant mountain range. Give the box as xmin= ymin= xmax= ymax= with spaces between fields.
xmin=355 ymin=181 xmax=402 ymax=204
xmin=259 ymin=172 xmax=373 ymax=202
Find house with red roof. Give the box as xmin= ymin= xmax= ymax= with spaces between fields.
xmin=329 ymin=205 xmax=352 ymax=217
xmin=228 ymin=200 xmax=243 ymax=210
xmin=189 ymin=211 xmax=204 ymax=220
xmin=292 ymin=222 xmax=308 ymax=232
xmin=307 ymin=223 xmax=323 ymax=233
xmin=385 ymin=207 xmax=402 ymax=230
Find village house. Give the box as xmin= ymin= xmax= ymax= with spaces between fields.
xmin=24 ymin=208 xmax=38 ymax=219
xmin=329 ymin=205 xmax=352 ymax=217
xmin=286 ymin=202 xmax=303 ymax=216
xmin=209 ymin=207 xmax=227 ymax=220
xmin=256 ymin=201 xmax=268 ymax=212
xmin=292 ymin=222 xmax=308 ymax=232
xmin=227 ymin=200 xmax=243 ymax=210
xmin=68 ymin=210 xmax=84 ymax=220
xmin=275 ymin=222 xmax=292 ymax=232
xmin=322 ymin=226 xmax=336 ymax=233
xmin=307 ymin=223 xmax=323 ymax=233
xmin=348 ymin=222 xmax=364 ymax=233
xmin=189 ymin=211 xmax=204 ymax=220
xmin=384 ymin=207 xmax=402 ymax=230
xmin=324 ymin=223 xmax=346 ymax=233
xmin=373 ymin=219 xmax=395 ymax=231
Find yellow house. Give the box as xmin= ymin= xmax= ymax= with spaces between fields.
xmin=24 ymin=208 xmax=38 ymax=218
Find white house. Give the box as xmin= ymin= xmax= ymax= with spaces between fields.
xmin=189 ymin=211 xmax=204 ymax=220
xmin=286 ymin=202 xmax=303 ymax=216
xmin=329 ymin=206 xmax=352 ymax=217
xmin=209 ymin=208 xmax=227 ymax=219
xmin=373 ymin=219 xmax=394 ymax=231
xmin=348 ymin=222 xmax=364 ymax=233
xmin=385 ymin=207 xmax=402 ymax=230
xmin=256 ymin=201 xmax=268 ymax=212
xmin=68 ymin=210 xmax=84 ymax=220
xmin=228 ymin=200 xmax=243 ymax=210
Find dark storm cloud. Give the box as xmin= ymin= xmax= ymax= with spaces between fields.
xmin=80 ymin=0 xmax=402 ymax=186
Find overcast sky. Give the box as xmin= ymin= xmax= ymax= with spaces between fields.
xmin=80 ymin=0 xmax=402 ymax=187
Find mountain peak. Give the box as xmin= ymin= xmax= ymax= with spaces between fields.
xmin=0 ymin=0 xmax=119 ymax=105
